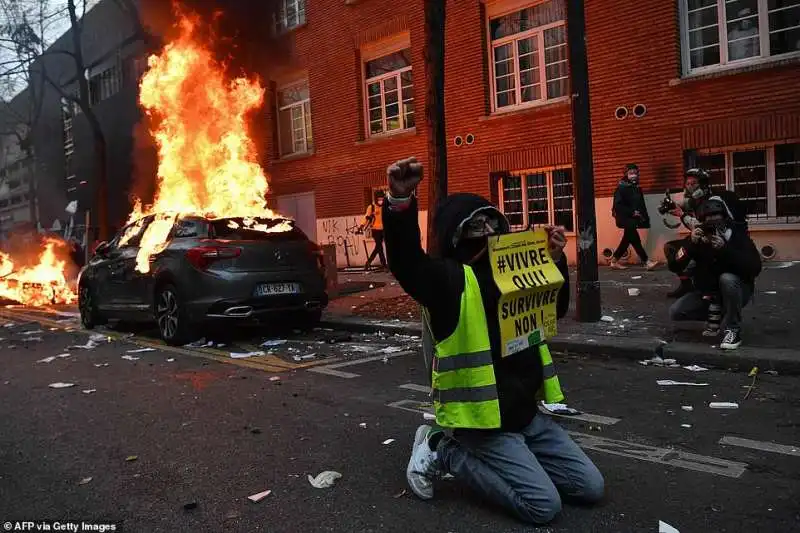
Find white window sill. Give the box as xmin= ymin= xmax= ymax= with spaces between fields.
xmin=273 ymin=150 xmax=315 ymax=164
xmin=356 ymin=127 xmax=417 ymax=146
xmin=669 ymin=54 xmax=800 ymax=86
xmin=275 ymin=21 xmax=308 ymax=36
xmin=480 ymin=96 xmax=571 ymax=121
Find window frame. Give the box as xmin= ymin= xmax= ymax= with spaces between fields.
xmin=361 ymin=48 xmax=415 ymax=138
xmin=694 ymin=141 xmax=800 ymax=223
xmin=276 ymin=0 xmax=306 ymax=33
xmin=680 ymin=0 xmax=800 ymax=76
xmin=275 ymin=79 xmax=313 ymax=157
xmin=485 ymin=2 xmax=570 ymax=114
xmin=496 ymin=166 xmax=576 ymax=233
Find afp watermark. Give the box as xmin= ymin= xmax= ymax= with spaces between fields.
xmin=3 ymin=522 xmax=118 ymax=532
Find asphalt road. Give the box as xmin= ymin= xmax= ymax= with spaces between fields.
xmin=0 ymin=312 xmax=798 ymax=533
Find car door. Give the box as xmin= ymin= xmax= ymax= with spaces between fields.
xmin=107 ymin=217 xmax=151 ymax=309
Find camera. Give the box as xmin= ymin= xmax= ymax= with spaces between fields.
xmin=657 ymin=190 xmax=677 ymax=215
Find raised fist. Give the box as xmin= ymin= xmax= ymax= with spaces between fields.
xmin=387 ymin=157 xmax=423 ymax=198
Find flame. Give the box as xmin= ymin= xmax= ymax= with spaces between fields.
xmin=0 ymin=239 xmax=77 ymax=306
xmin=130 ymin=15 xmax=282 ymax=273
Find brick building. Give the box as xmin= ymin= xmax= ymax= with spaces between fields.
xmin=265 ymin=0 xmax=800 ymax=267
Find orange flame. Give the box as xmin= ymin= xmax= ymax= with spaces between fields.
xmin=131 ymin=15 xmax=280 ymax=273
xmin=0 ymin=239 xmax=77 ymax=306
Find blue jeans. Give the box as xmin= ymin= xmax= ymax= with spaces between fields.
xmin=669 ymin=273 xmax=753 ymax=330
xmin=437 ymin=414 xmax=604 ymax=524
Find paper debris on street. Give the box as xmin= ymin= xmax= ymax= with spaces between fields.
xmin=681 ymin=424 xmax=692 ymax=428
xmin=423 ymin=412 xmax=436 ymax=421
xmin=681 ymin=406 xmax=694 ymax=412
xmin=121 ymin=355 xmax=140 ymax=361
xmin=631 ymin=275 xmax=642 ymax=280
xmin=683 ymin=365 xmax=708 ymax=372
xmin=185 ymin=338 xmax=213 ymax=348
xmin=657 ymin=380 xmax=709 ymax=387
xmin=37 ymin=356 xmax=57 ymax=364
xmin=380 ymin=346 xmax=405 ymax=354
xmin=307 ymin=471 xmax=342 ymax=488
xmin=659 ymin=520 xmax=680 ymax=533
xmin=600 ymin=316 xmax=615 ymax=322
xmin=48 ymin=382 xmax=75 ymax=389
xmin=126 ymin=348 xmax=156 ymax=354
xmin=56 ymin=353 xmax=71 ymax=359
xmin=125 ymin=455 xmax=138 ymax=462
xmin=94 ymin=363 xmax=110 ymax=367
xmin=382 ymin=439 xmax=396 ymax=445
xmin=261 ymin=339 xmax=287 ymax=347
xmin=541 ymin=402 xmax=582 ymax=415
xmin=627 ymin=288 xmax=640 ymax=296
xmin=78 ymin=477 xmax=93 ymax=485
xmin=166 ymin=358 xmax=175 ymax=362
xmin=82 ymin=389 xmax=97 ymax=394
xmin=230 ymin=351 xmax=265 ymax=359
xmin=68 ymin=341 xmax=98 ymax=350
xmin=709 ymin=402 xmax=739 ymax=409
xmin=247 ymin=489 xmax=272 ymax=502
xmin=89 ymin=333 xmax=109 ymax=343
xmin=359 ymin=422 xmax=367 ymax=428
xmin=21 ymin=330 xmax=42 ymax=335
xmin=22 ymin=336 xmax=42 ymax=342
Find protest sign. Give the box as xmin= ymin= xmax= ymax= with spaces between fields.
xmin=488 ymin=229 xmax=565 ymax=357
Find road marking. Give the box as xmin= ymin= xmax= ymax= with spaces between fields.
xmin=719 ymin=436 xmax=800 ymax=457
xmin=308 ymin=351 xmax=413 ymax=379
xmin=399 ymin=383 xmax=431 ymax=394
xmin=387 ymin=400 xmax=746 ymax=478
xmin=570 ymin=432 xmax=747 ymax=478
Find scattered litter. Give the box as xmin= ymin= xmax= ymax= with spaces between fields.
xmin=359 ymin=423 xmax=367 ymax=428
xmin=166 ymin=358 xmax=175 ymax=362
xmin=247 ymin=489 xmax=272 ymax=503
xmin=37 ymin=356 xmax=57 ymax=364
xmin=3 ymin=323 xmax=16 ymax=328
xmin=125 ymin=455 xmax=138 ymax=462
xmin=78 ymin=477 xmax=93 ymax=485
xmin=22 ymin=336 xmax=43 ymax=342
xmin=393 ymin=489 xmax=407 ymax=498
xmin=631 ymin=275 xmax=642 ymax=280
xmin=681 ymin=424 xmax=692 ymax=428
xmin=57 ymin=353 xmax=71 ymax=358
xmin=48 ymin=382 xmax=75 ymax=389
xmin=657 ymin=380 xmax=709 ymax=387
xmin=765 ymin=370 xmax=778 ymax=375
xmin=369 ymin=284 xmax=375 ymax=289
xmin=681 ymin=406 xmax=694 ymax=412
xmin=68 ymin=341 xmax=98 ymax=350
xmin=184 ymin=338 xmax=213 ymax=348
xmin=293 ymin=354 xmax=317 ymax=361
xmin=217 ymin=343 xmax=226 ymax=348
xmin=230 ymin=351 xmax=265 ymax=359
xmin=82 ymin=389 xmax=97 ymax=394
xmin=261 ymin=339 xmax=288 ymax=347
xmin=307 ymin=471 xmax=342 ymax=489
xmin=423 ymin=412 xmax=436 ymax=421
xmin=89 ymin=333 xmax=109 ymax=343
xmin=126 ymin=348 xmax=156 ymax=354
xmin=380 ymin=346 xmax=405 ymax=354
xmin=382 ymin=439 xmax=396 ymax=445
xmin=21 ymin=330 xmax=43 ymax=336
xmin=627 ymin=288 xmax=640 ymax=296
xmin=600 ymin=316 xmax=615 ymax=322
xmin=121 ymin=355 xmax=140 ymax=361
xmin=659 ymin=520 xmax=680 ymax=533
xmin=94 ymin=363 xmax=109 ymax=368
xmin=541 ymin=402 xmax=582 ymax=415
xmin=269 ymin=376 xmax=281 ymax=382
xmin=683 ymin=365 xmax=708 ymax=372
xmin=764 ymin=291 xmax=777 ymax=295
xmin=382 ymin=356 xmax=389 ymax=364
xmin=183 ymin=502 xmax=197 ymax=511
xmin=638 ymin=315 xmax=645 ymax=319
xmin=56 ymin=311 xmax=81 ymax=318
xmin=709 ymin=402 xmax=739 ymax=409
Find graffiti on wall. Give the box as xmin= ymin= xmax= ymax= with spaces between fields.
xmin=317 ymin=211 xmax=428 ymax=268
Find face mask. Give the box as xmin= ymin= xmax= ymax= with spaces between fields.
xmin=691 ymin=188 xmax=705 ymax=200
xmin=376 ymin=198 xmax=384 ymax=206
xmin=455 ymin=237 xmax=488 ymax=265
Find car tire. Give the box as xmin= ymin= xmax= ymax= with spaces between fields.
xmin=155 ymin=284 xmax=192 ymax=346
xmin=79 ymin=284 xmax=106 ymax=330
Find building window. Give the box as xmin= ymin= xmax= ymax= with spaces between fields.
xmin=487 ymin=0 xmax=568 ymax=112
xmin=276 ymin=80 xmax=313 ymax=156
xmin=681 ymin=0 xmax=800 ymax=74
xmin=88 ymin=63 xmax=122 ymax=106
xmin=364 ymin=49 xmax=415 ymax=136
xmin=276 ymin=0 xmax=306 ymax=33
xmin=695 ymin=142 xmax=800 ymax=221
xmin=498 ymin=168 xmax=575 ymax=231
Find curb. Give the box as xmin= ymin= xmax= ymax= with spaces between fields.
xmin=320 ymin=315 xmax=800 ymax=375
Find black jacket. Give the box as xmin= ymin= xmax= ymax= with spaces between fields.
xmin=613 ymin=180 xmax=650 ymax=229
xmin=383 ymin=194 xmax=570 ymax=432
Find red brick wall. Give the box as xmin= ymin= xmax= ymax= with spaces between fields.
xmin=265 ymin=0 xmax=800 ymax=219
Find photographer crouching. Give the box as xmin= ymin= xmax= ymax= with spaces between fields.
xmin=668 ymin=196 xmax=761 ymax=350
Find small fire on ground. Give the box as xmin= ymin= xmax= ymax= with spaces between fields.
xmin=0 ymin=240 xmax=77 ymax=306
xmin=130 ymin=13 xmax=288 ymax=274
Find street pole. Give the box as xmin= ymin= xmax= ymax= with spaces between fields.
xmin=423 ymin=0 xmax=447 ymax=255
xmin=566 ymin=0 xmax=601 ymax=322
xmin=84 ymin=209 xmax=91 ymax=265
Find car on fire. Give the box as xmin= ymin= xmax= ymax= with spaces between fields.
xmin=77 ymin=214 xmax=328 ymax=345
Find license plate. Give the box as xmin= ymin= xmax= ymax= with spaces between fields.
xmin=254 ymin=282 xmax=301 ymax=296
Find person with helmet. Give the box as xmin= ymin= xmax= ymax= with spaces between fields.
xmin=668 ymin=195 xmax=761 ymax=350
xmin=663 ymin=168 xmax=747 ymax=298
xmin=611 ymin=164 xmax=659 ymax=270
xmin=382 ymin=157 xmax=604 ymax=525
xmin=360 ymin=189 xmax=387 ymax=271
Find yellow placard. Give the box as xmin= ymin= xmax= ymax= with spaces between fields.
xmin=488 ymin=229 xmax=565 ymax=357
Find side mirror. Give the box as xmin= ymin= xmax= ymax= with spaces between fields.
xmin=94 ymin=241 xmax=110 ymax=256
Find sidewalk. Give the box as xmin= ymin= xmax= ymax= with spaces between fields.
xmin=324 ymin=261 xmax=800 ymax=374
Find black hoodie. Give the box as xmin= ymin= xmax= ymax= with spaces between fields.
xmin=383 ymin=193 xmax=570 ymax=432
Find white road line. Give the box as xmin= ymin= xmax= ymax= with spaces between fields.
xmin=396 ymin=384 xmax=620 ymax=426
xmin=308 ymin=351 xmax=413 ymax=379
xmin=719 ymin=436 xmax=800 ymax=457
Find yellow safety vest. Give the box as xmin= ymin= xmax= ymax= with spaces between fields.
xmin=424 ymin=265 xmax=565 ymax=429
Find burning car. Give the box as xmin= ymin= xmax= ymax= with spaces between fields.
xmin=77 ymin=214 xmax=328 ymax=345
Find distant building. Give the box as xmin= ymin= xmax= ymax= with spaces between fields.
xmin=0 ymin=88 xmax=36 ymax=241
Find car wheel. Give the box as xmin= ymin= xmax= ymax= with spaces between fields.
xmin=79 ymin=284 xmax=106 ymax=330
xmin=155 ymin=284 xmax=192 ymax=346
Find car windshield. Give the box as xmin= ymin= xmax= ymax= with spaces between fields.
xmin=208 ymin=217 xmax=307 ymax=241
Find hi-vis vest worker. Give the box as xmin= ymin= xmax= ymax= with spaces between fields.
xmin=425 ymin=231 xmax=565 ymax=430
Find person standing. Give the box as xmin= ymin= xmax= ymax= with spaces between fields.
xmin=611 ymin=163 xmax=658 ymax=270
xmin=360 ymin=190 xmax=387 ymax=271
xmin=383 ymin=157 xmax=604 ymax=525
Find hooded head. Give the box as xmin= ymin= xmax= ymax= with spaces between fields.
xmin=433 ymin=193 xmax=510 ymax=265
xmin=624 ymin=164 xmax=640 ymax=185
xmin=698 ymin=196 xmax=735 ymax=233
xmin=684 ymin=168 xmax=712 ymax=204
xmin=374 ymin=189 xmax=386 ymax=206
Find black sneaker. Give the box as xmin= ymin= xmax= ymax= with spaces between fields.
xmin=720 ymin=329 xmax=742 ymax=350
